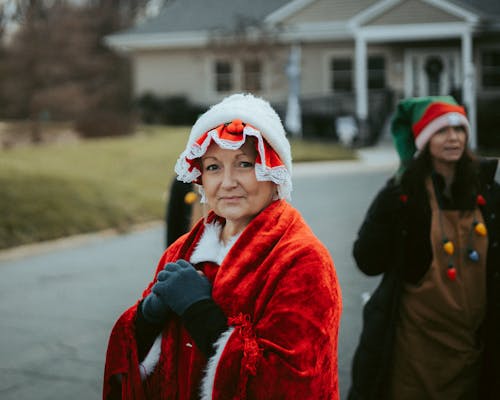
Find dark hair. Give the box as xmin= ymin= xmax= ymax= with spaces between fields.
xmin=401 ymin=145 xmax=479 ymax=208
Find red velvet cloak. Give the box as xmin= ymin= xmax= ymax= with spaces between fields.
xmin=103 ymin=200 xmax=342 ymax=399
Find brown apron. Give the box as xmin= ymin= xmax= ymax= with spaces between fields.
xmin=390 ymin=179 xmax=487 ymax=399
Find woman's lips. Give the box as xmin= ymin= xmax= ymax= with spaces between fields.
xmin=219 ymin=195 xmax=244 ymax=201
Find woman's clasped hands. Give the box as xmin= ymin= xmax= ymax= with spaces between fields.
xmin=141 ymin=260 xmax=211 ymax=324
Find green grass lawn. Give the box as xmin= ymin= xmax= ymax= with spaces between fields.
xmin=0 ymin=125 xmax=355 ymax=250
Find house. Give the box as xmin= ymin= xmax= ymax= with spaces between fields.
xmin=106 ymin=0 xmax=500 ymax=147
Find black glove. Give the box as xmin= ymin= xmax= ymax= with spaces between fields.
xmin=153 ymin=259 xmax=211 ymax=316
xmin=141 ymin=291 xmax=170 ymax=325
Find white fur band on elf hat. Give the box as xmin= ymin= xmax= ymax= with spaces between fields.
xmin=174 ymin=93 xmax=293 ymax=200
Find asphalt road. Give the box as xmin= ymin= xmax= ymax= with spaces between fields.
xmin=0 ymin=158 xmax=396 ymax=400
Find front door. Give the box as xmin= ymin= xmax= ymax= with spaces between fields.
xmin=404 ymin=49 xmax=461 ymax=98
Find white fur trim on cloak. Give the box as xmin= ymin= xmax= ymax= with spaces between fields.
xmin=200 ymin=326 xmax=235 ymax=400
xmin=139 ymin=334 xmax=162 ymax=380
xmin=190 ymin=222 xmax=240 ymax=265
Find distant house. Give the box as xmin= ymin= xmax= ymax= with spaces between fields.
xmin=106 ymin=0 xmax=500 ymax=147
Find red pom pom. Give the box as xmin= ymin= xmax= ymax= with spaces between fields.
xmin=447 ymin=267 xmax=457 ymax=281
xmin=399 ymin=194 xmax=408 ymax=203
xmin=476 ymin=194 xmax=486 ymax=206
xmin=226 ymin=119 xmax=245 ymax=134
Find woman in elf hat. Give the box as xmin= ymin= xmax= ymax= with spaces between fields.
xmin=348 ymin=96 xmax=500 ymax=399
xmin=103 ymin=93 xmax=342 ymax=400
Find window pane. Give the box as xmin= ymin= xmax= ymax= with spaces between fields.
xmin=330 ymin=58 xmax=352 ymax=92
xmin=332 ymin=59 xmax=351 ymax=70
xmin=243 ymin=60 xmax=262 ymax=92
xmin=368 ymin=56 xmax=386 ymax=89
xmin=368 ymin=57 xmax=384 ymax=70
xmin=482 ymin=51 xmax=500 ymax=88
xmin=215 ymin=61 xmax=233 ymax=92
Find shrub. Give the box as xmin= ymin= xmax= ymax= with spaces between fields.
xmin=136 ymin=93 xmax=203 ymax=126
xmin=75 ymin=110 xmax=136 ymax=138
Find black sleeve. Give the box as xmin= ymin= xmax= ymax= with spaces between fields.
xmin=135 ymin=301 xmax=164 ymax=362
xmin=182 ymin=299 xmax=228 ymax=357
xmin=353 ymin=179 xmax=405 ymax=276
xmin=403 ymin=198 xmax=432 ymax=284
xmin=166 ymin=179 xmax=193 ymax=247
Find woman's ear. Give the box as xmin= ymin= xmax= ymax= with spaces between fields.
xmin=197 ymin=185 xmax=207 ymax=204
xmin=273 ymin=184 xmax=279 ymax=201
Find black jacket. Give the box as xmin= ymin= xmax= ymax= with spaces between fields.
xmin=165 ymin=179 xmax=194 ymax=247
xmin=348 ymin=159 xmax=500 ymax=400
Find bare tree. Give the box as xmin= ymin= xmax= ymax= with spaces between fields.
xmin=0 ymin=0 xmax=166 ymax=140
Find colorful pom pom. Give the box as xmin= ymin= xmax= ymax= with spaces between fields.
xmin=184 ymin=191 xmax=198 ymax=205
xmin=476 ymin=194 xmax=486 ymax=206
xmin=443 ymin=240 xmax=455 ymax=255
xmin=468 ymin=249 xmax=479 ymax=262
xmin=447 ymin=266 xmax=457 ymax=281
xmin=399 ymin=194 xmax=408 ymax=203
xmin=474 ymin=222 xmax=487 ymax=236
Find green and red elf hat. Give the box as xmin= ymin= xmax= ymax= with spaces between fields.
xmin=391 ymin=96 xmax=470 ymax=169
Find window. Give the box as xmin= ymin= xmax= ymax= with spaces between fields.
xmin=481 ymin=50 xmax=500 ymax=88
xmin=368 ymin=56 xmax=386 ymax=89
xmin=330 ymin=56 xmax=386 ymax=92
xmin=330 ymin=58 xmax=352 ymax=92
xmin=242 ymin=60 xmax=262 ymax=92
xmin=215 ymin=61 xmax=233 ymax=92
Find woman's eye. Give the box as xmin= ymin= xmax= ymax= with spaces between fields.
xmin=205 ymin=164 xmax=219 ymax=171
xmin=239 ymin=161 xmax=254 ymax=168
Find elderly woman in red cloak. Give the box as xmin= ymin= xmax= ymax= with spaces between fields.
xmin=103 ymin=93 xmax=342 ymax=400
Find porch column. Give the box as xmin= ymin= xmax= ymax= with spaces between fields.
xmin=461 ymin=30 xmax=477 ymax=149
xmin=285 ymin=44 xmax=302 ymax=138
xmin=355 ymin=36 xmax=368 ymax=143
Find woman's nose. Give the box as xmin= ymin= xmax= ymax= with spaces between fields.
xmin=447 ymin=127 xmax=460 ymax=140
xmin=221 ymin=168 xmax=237 ymax=188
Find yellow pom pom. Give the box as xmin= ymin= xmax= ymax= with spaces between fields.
xmin=474 ymin=222 xmax=487 ymax=236
xmin=184 ymin=191 xmax=198 ymax=205
xmin=443 ymin=241 xmax=455 ymax=255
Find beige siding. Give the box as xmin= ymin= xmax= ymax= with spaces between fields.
xmin=284 ymin=0 xmax=376 ymax=23
xmin=132 ymin=50 xmax=207 ymax=98
xmin=365 ymin=0 xmax=462 ymax=26
xmin=131 ymin=47 xmax=290 ymax=105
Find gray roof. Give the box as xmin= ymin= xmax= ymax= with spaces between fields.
xmin=117 ymin=0 xmax=500 ymax=38
xmin=453 ymin=0 xmax=500 ymax=18
xmin=125 ymin=0 xmax=291 ymax=35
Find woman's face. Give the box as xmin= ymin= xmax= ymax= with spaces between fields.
xmin=201 ymin=140 xmax=276 ymax=231
xmin=428 ymin=125 xmax=467 ymax=164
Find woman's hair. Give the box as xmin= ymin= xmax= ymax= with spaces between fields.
xmin=401 ymin=145 xmax=479 ymax=208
